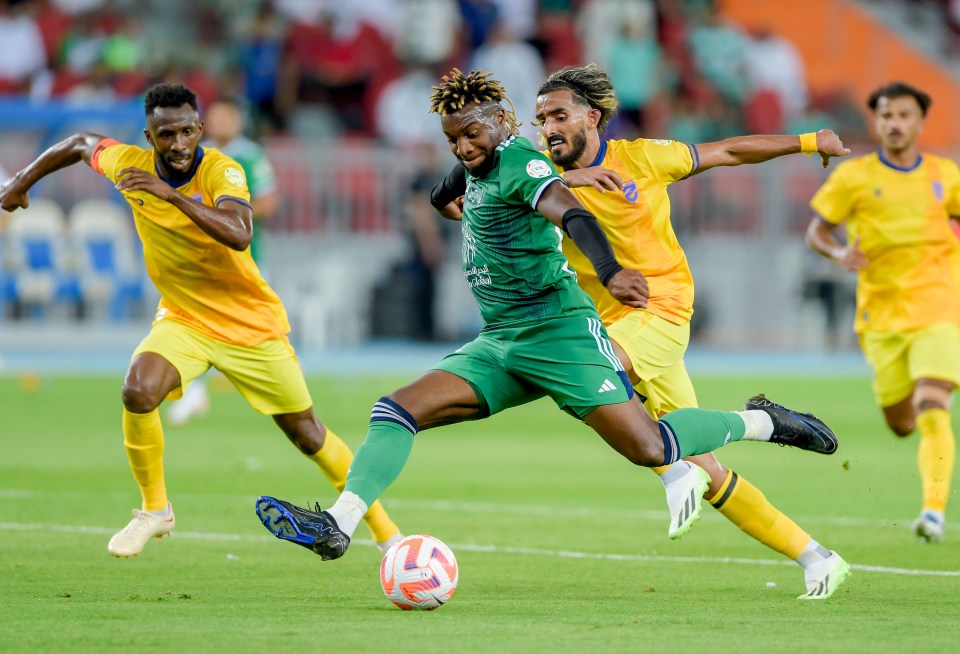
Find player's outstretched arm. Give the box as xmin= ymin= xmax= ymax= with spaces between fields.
xmin=805 ymin=215 xmax=868 ymax=272
xmin=115 ymin=168 xmax=253 ymax=251
xmin=536 ymin=180 xmax=648 ymax=308
xmin=693 ymin=129 xmax=850 ymax=175
xmin=0 ymin=132 xmax=106 ymax=211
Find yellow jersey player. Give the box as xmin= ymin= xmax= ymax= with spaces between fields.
xmin=0 ymin=83 xmax=401 ymax=558
xmin=807 ymin=82 xmax=960 ymax=543
xmin=166 ymin=95 xmax=281 ymax=426
xmin=525 ymin=64 xmax=851 ymax=600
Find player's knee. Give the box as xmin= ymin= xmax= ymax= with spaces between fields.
xmin=121 ymin=381 xmax=163 ymax=413
xmin=887 ymin=419 xmax=914 ymax=438
xmin=275 ymin=410 xmax=325 ymax=454
xmin=621 ymin=437 xmax=665 ymax=467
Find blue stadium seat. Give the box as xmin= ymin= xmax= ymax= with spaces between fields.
xmin=5 ymin=198 xmax=80 ymax=319
xmin=67 ymin=198 xmax=146 ymax=321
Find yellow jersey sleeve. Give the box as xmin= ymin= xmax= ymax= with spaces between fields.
xmin=942 ymin=158 xmax=960 ymax=216
xmin=91 ymin=139 xmax=147 ymax=183
xmin=810 ymin=162 xmax=854 ymax=225
xmin=621 ymin=138 xmax=695 ymax=185
xmin=198 ymin=152 xmax=252 ymax=208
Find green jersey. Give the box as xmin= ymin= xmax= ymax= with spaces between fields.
xmin=461 ymin=135 xmax=597 ymax=328
xmin=212 ymin=136 xmax=278 ymax=263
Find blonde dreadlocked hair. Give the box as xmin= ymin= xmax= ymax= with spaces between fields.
xmin=429 ymin=68 xmax=521 ymax=135
xmin=537 ymin=64 xmax=619 ymax=132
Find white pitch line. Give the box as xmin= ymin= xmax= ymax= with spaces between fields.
xmin=0 ymin=489 xmax=912 ymax=528
xmin=1 ymin=521 xmax=957 ymax=578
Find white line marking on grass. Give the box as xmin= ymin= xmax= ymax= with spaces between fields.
xmin=2 ymin=521 xmax=957 ymax=578
xmin=0 ymin=489 xmax=912 ymax=528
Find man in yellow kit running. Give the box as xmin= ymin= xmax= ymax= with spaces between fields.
xmin=430 ymin=64 xmax=851 ymax=599
xmin=807 ymin=82 xmax=960 ymax=543
xmin=0 ymin=83 xmax=401 ymax=557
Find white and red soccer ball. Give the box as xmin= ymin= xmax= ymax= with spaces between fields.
xmin=379 ymin=534 xmax=459 ymax=610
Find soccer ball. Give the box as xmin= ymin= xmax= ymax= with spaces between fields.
xmin=379 ymin=534 xmax=459 ymax=610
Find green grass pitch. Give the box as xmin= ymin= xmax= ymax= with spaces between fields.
xmin=2 ymin=373 xmax=959 ymax=653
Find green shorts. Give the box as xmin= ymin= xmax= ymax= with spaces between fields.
xmin=434 ymin=313 xmax=632 ymax=419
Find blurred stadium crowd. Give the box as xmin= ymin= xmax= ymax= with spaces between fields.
xmin=0 ymin=0 xmax=886 ymax=141
xmin=0 ymin=0 xmax=957 ymax=349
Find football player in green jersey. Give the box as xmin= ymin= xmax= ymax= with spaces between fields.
xmin=254 ymin=70 xmax=838 ymax=567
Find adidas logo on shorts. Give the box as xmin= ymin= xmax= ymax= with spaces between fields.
xmin=597 ymin=379 xmax=617 ymax=393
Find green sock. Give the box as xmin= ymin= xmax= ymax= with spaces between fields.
xmin=660 ymin=409 xmax=746 ymax=458
xmin=343 ymin=420 xmax=415 ymax=507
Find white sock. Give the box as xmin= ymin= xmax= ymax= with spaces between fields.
xmin=737 ymin=410 xmax=774 ymax=441
xmin=148 ymin=503 xmax=172 ymax=518
xmin=326 ymin=491 xmax=367 ymax=538
xmin=657 ymin=460 xmax=694 ymax=486
xmin=796 ymin=538 xmax=831 ymax=569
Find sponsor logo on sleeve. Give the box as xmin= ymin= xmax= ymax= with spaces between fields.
xmin=224 ymin=167 xmax=246 ymax=187
xmin=526 ymin=159 xmax=552 ymax=178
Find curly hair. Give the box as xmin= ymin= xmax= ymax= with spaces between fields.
xmin=537 ymin=64 xmax=619 ymax=132
xmin=867 ymin=81 xmax=932 ymax=117
xmin=144 ymin=83 xmax=198 ymax=116
xmin=428 ymin=68 xmax=520 ymax=135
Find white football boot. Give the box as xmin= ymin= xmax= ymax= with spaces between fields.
xmin=108 ymin=504 xmax=176 ymax=558
xmin=664 ymin=461 xmax=711 ymax=540
xmin=798 ymin=551 xmax=851 ymax=600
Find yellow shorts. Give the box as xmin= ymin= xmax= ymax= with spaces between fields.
xmin=859 ymin=322 xmax=960 ymax=407
xmin=132 ymin=318 xmax=313 ymax=415
xmin=605 ymin=310 xmax=698 ymax=416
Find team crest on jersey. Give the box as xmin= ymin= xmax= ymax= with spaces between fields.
xmin=466 ymin=181 xmax=484 ymax=206
xmin=648 ymin=139 xmax=674 ymax=146
xmin=526 ymin=159 xmax=552 ymax=178
xmin=224 ymin=167 xmax=246 ymax=187
xmin=933 ymin=180 xmax=944 ymax=201
xmin=622 ymin=180 xmax=638 ymax=203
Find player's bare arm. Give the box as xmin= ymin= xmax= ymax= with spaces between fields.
xmin=115 ymin=166 xmax=253 ymax=251
xmin=805 ymin=215 xmax=868 ymax=272
xmin=693 ymin=129 xmax=851 ymax=175
xmin=0 ymin=131 xmax=106 ymax=212
xmin=562 ymin=166 xmax=623 ymax=192
xmin=535 ymin=180 xmax=648 ymax=308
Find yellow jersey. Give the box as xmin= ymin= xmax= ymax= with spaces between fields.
xmin=550 ymin=138 xmax=696 ymax=326
xmin=92 ymin=139 xmax=290 ymax=346
xmin=810 ymin=151 xmax=960 ymax=333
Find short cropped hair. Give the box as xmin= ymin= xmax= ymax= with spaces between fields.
xmin=144 ymin=83 xmax=199 ymax=116
xmin=867 ymin=82 xmax=932 ymax=116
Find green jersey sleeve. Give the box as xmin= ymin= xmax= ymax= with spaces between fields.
xmin=496 ymin=137 xmax=564 ymax=209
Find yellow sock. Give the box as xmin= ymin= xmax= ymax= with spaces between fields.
xmin=122 ymin=408 xmax=168 ymax=512
xmin=917 ymin=408 xmax=955 ymax=513
xmin=650 ymin=465 xmax=670 ymax=475
xmin=708 ymin=469 xmax=810 ymax=560
xmin=304 ymin=428 xmax=400 ymax=543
